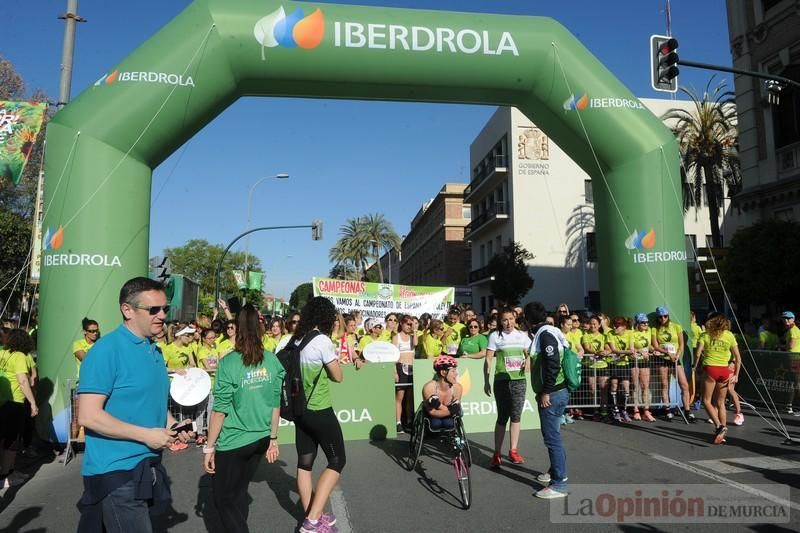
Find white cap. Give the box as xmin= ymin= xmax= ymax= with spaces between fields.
xmin=176 ymin=326 xmax=196 ymax=337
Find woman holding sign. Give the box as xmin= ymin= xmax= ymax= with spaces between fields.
xmin=484 ymin=308 xmax=530 ymax=468
xmin=202 ymin=305 xmax=285 ymax=533
xmin=394 ymin=316 xmax=418 ymax=433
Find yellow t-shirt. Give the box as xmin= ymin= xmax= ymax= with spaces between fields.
xmin=689 ymin=322 xmax=703 ymax=348
xmin=605 ymin=330 xmax=632 ymax=365
xmin=699 ymin=330 xmax=737 ymax=366
xmin=581 ymin=332 xmax=608 ymax=368
xmin=262 ymin=335 xmax=281 ymax=353
xmin=420 ymin=332 xmax=444 ymax=358
xmin=358 ymin=335 xmax=377 ymax=353
xmin=653 ymin=322 xmax=684 ymax=360
xmin=786 ymin=325 xmax=800 ymax=354
xmin=0 ymin=350 xmax=29 ymax=404
xmin=72 ymin=338 xmax=93 ymax=377
xmin=216 ymin=337 xmax=235 ymax=356
xmin=565 ymin=330 xmax=583 ymax=352
xmin=163 ymin=343 xmax=194 ymax=369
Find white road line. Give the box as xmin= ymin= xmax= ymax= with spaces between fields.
xmin=330 ymin=486 xmax=353 ymax=533
xmin=690 ymin=456 xmax=800 ymax=475
xmin=650 ymin=453 xmax=800 ymax=512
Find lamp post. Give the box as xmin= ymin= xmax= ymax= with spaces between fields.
xmin=244 ymin=173 xmax=289 ymax=272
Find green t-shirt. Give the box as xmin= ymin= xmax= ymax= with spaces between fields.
xmin=487 ymin=329 xmax=529 ymax=381
xmin=699 ymin=330 xmax=737 ymax=366
xmin=457 ymin=334 xmax=488 ymax=357
xmin=299 ymin=333 xmax=338 ymax=411
xmin=653 ymin=322 xmax=684 ymax=361
xmin=786 ymin=325 xmax=800 ymax=354
xmin=212 ymin=350 xmax=285 ymax=451
xmin=0 ymin=350 xmax=28 ymax=404
xmin=581 ymin=332 xmax=608 ymax=368
xmin=605 ymin=330 xmax=632 ymax=366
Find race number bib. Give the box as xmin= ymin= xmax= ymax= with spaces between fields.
xmin=661 ymin=343 xmax=676 ymax=354
xmin=505 ymin=355 xmax=525 ymax=373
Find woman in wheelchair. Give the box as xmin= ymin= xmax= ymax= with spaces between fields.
xmin=422 ymin=356 xmax=463 ymax=430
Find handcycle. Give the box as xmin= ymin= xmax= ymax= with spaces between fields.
xmin=405 ymin=403 xmax=472 ymax=509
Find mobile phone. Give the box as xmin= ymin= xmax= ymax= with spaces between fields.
xmin=170 ymin=420 xmax=195 ymax=433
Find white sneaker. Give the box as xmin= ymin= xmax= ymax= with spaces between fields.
xmin=536 ymin=486 xmax=568 ymax=499
xmin=733 ymin=413 xmax=744 ymax=426
xmin=536 ymin=472 xmax=568 ymax=484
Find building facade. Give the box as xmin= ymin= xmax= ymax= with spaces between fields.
xmin=726 ymin=0 xmax=800 ymax=225
xmin=400 ymin=183 xmax=471 ymax=301
xmin=466 ymin=103 xmax=738 ymax=315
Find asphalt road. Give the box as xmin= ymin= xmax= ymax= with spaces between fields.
xmin=2 ymin=408 xmax=799 ymax=532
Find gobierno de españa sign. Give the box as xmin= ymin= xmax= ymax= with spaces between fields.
xmin=313 ymin=277 xmax=454 ymax=320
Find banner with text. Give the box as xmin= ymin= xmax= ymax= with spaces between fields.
xmin=0 ymin=101 xmax=47 ymax=185
xmin=313 ymin=277 xmax=454 ymax=320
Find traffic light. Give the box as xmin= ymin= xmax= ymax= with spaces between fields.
xmin=650 ymin=34 xmax=679 ymax=93
xmin=312 ymin=220 xmax=323 ymax=241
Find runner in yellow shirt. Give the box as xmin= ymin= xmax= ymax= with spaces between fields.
xmin=582 ymin=316 xmax=609 ymax=419
xmin=604 ymin=317 xmax=634 ymax=423
xmin=419 ymin=320 xmax=447 ymax=358
xmin=72 ymin=318 xmax=100 ymax=381
xmin=262 ymin=318 xmax=285 ymax=353
xmin=782 ymin=311 xmax=800 ymax=414
xmin=651 ymin=306 xmax=694 ymax=422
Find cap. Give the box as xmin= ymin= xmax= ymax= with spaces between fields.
xmin=656 ymin=306 xmax=669 ymax=316
xmin=635 ymin=313 xmax=648 ymax=323
xmin=176 ymin=326 xmax=196 ymax=337
xmin=365 ymin=318 xmax=384 ymax=330
xmin=782 ymin=311 xmax=795 ymax=319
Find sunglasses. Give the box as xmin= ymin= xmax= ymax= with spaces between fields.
xmin=226 ymin=325 xmax=236 ymax=330
xmin=289 ymin=320 xmax=299 ymax=324
xmin=130 ymin=303 xmax=170 ymax=316
xmin=86 ymin=329 xmax=100 ymax=334
xmin=469 ymin=325 xmax=480 ymax=329
xmin=386 ymin=318 xmax=397 ymax=322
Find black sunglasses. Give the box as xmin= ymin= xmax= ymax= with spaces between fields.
xmin=130 ymin=303 xmax=170 ymax=316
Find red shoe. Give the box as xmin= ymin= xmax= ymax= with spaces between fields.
xmin=509 ymin=449 xmax=525 ymax=464
xmin=490 ymin=453 xmax=502 ymax=468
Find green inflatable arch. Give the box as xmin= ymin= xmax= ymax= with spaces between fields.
xmin=40 ymin=0 xmax=688 ymax=440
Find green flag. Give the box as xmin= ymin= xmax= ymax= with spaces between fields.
xmin=0 ymin=101 xmax=47 ymax=185
xmin=248 ymin=271 xmax=263 ymax=291
xmin=232 ymin=269 xmax=247 ymax=289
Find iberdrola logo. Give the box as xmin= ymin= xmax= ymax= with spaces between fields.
xmin=42 ymin=226 xmax=64 ymax=251
xmin=563 ymin=93 xmax=589 ymax=111
xmin=625 ymin=228 xmax=656 ymax=250
xmin=254 ymin=6 xmax=325 ymax=60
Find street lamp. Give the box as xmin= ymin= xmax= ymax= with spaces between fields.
xmin=244 ymin=173 xmax=289 ymax=271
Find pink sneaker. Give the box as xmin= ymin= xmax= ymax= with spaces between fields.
xmin=733 ymin=413 xmax=744 ymax=426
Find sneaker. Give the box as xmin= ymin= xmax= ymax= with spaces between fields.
xmin=794 ymin=411 xmax=800 ymax=418
xmin=612 ymin=412 xmax=623 ymax=424
xmin=787 ymin=405 xmax=794 ymax=414
xmin=643 ymin=410 xmax=656 ymax=422
xmin=713 ymin=426 xmax=728 ymax=445
xmin=1 ymin=472 xmax=29 ymax=489
xmin=490 ymin=453 xmax=502 ymax=468
xmin=633 ymin=410 xmax=642 ymax=421
xmin=692 ymin=400 xmax=702 ymax=411
xmin=665 ymin=411 xmax=674 ymax=421
xmin=319 ymin=512 xmax=337 ymax=527
xmin=509 ymin=449 xmax=525 ymax=464
xmin=573 ymin=409 xmax=584 ymax=420
xmin=564 ymin=413 xmax=575 ymax=424
xmin=396 ymin=423 xmax=404 ymax=434
xmin=559 ymin=415 xmax=567 ymax=425
xmin=535 ymin=486 xmax=568 ymax=499
xmin=300 ymin=518 xmax=337 ymax=533
xmin=622 ymin=411 xmax=633 ymax=423
xmin=685 ymin=411 xmax=697 ymax=423
xmin=169 ymin=441 xmax=188 ymax=452
xmin=536 ymin=472 xmax=568 ymax=484
xmin=733 ymin=413 xmax=744 ymax=426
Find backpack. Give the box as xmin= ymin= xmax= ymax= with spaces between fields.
xmin=275 ymin=330 xmax=323 ymax=421
xmin=531 ymin=336 xmax=582 ymax=393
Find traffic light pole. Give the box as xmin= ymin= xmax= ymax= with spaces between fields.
xmin=679 ymin=59 xmax=800 ymax=91
xmin=214 ymin=223 xmax=321 ymax=312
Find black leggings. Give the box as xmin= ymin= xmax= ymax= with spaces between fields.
xmin=295 ymin=407 xmax=346 ymax=473
xmin=212 ymin=436 xmax=269 ymax=533
xmin=495 ymin=379 xmax=527 ymax=425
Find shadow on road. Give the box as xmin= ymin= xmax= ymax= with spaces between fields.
xmin=0 ymin=505 xmax=43 ymax=533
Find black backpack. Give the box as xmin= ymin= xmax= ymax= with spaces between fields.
xmin=276 ymin=330 xmax=322 ymax=421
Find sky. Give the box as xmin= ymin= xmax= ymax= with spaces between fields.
xmin=3 ymin=0 xmax=733 ymax=301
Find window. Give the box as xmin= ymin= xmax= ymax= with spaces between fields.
xmin=770 ymin=64 xmax=800 ymax=150
xmin=584 ymin=180 xmax=594 ymax=204
xmin=463 ymin=205 xmax=472 ymax=220
xmin=705 ymin=234 xmax=714 ymax=247
xmin=774 ymin=207 xmax=795 ymax=220
xmin=495 ymin=236 xmax=502 ymax=254
xmin=762 ymin=0 xmax=784 ymax=13
xmin=586 ymin=232 xmax=598 ymax=262
xmin=480 ymin=296 xmax=486 ymax=314
xmin=487 ymin=240 xmax=494 ymax=258
xmin=480 ymin=244 xmax=486 ymax=267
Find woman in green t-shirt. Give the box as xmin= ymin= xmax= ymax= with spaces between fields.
xmin=203 ymin=305 xmax=285 ymax=533
xmin=457 ymin=318 xmax=488 ymax=358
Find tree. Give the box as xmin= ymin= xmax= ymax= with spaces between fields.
xmin=163 ymin=239 xmax=263 ymax=302
xmin=719 ymin=220 xmax=800 ymax=309
xmin=488 ymin=241 xmax=534 ymax=306
xmin=0 ymin=210 xmax=32 ymax=316
xmin=662 ymin=77 xmax=741 ymax=248
xmin=328 ymin=214 xmax=401 ymax=282
xmin=289 ymin=282 xmax=313 ymax=310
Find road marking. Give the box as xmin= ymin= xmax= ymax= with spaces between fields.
xmin=690 ymin=456 xmax=800 ymax=475
xmin=330 ymin=486 xmax=353 ymax=533
xmin=650 ymin=453 xmax=800 ymax=512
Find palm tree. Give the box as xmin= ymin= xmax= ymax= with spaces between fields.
xmin=361 ymin=213 xmax=401 ymax=283
xmin=662 ymin=77 xmax=741 ymax=248
xmin=329 ymin=217 xmax=370 ymax=279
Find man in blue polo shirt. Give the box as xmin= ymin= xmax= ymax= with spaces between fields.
xmin=77 ymin=277 xmax=192 ymax=532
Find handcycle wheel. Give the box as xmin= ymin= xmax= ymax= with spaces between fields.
xmin=454 ymin=450 xmax=471 ymax=509
xmin=456 ymin=417 xmax=472 ymax=468
xmin=406 ymin=409 xmax=425 ymax=471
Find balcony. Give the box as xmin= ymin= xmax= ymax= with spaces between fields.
xmin=464 ymin=201 xmax=509 ymax=239
xmin=464 ymin=154 xmax=508 ymax=202
xmin=468 ymin=265 xmax=493 ymax=285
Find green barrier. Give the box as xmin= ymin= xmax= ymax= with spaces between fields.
xmin=276 ymin=362 xmax=396 ymax=444
xmin=735 ymin=350 xmax=800 ymax=406
xmin=413 ymin=359 xmax=540 ymax=432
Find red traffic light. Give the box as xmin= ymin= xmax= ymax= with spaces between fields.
xmin=659 ymin=38 xmax=678 ymax=55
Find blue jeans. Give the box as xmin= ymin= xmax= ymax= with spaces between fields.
xmin=538 ymin=387 xmax=569 ymax=491
xmin=100 ymin=480 xmax=153 ymax=533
